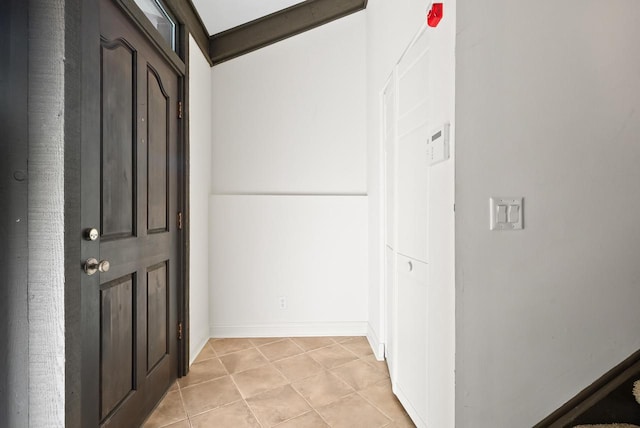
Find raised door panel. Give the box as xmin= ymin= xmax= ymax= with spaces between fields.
xmin=100 ymin=275 xmax=136 ymax=420
xmin=101 ymin=41 xmax=136 ymax=239
xmin=396 ymin=36 xmax=431 ymax=264
xmin=146 ymin=67 xmax=169 ymax=233
xmin=383 ymin=74 xmax=397 ymax=249
xmin=147 ymin=262 xmax=168 ymax=372
xmin=395 ymin=254 xmax=428 ymax=428
xmin=396 ymin=124 xmax=429 ymax=263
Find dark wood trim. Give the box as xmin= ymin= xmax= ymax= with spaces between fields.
xmin=534 ymin=349 xmax=640 ymax=428
xmin=80 ymin=0 xmax=102 ymax=425
xmin=165 ymin=0 xmax=212 ymax=66
xmin=0 ymin=0 xmax=29 ymax=425
xmin=178 ymin=21 xmax=190 ymax=377
xmin=64 ymin=0 xmax=85 ymax=425
xmin=209 ymin=0 xmax=367 ymax=65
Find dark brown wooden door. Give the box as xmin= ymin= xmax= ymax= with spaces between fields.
xmin=84 ymin=1 xmax=181 ymax=426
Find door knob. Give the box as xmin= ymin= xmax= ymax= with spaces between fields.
xmin=84 ymin=258 xmax=110 ymax=276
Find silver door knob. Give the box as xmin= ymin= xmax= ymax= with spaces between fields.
xmin=84 ymin=258 xmax=110 ymax=276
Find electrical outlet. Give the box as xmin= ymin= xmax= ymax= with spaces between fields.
xmin=278 ymin=296 xmax=287 ymax=310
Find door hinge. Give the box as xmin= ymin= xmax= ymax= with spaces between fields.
xmin=177 ymin=212 xmax=183 ymax=230
xmin=177 ymin=322 xmax=183 ymax=340
xmin=177 ymin=101 xmax=183 ymax=119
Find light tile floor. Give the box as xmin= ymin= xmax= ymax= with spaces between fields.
xmin=143 ymin=337 xmax=415 ymax=428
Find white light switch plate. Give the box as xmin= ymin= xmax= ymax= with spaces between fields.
xmin=490 ymin=197 xmax=524 ymax=231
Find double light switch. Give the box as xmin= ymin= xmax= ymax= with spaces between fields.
xmin=490 ymin=197 xmax=523 ymax=230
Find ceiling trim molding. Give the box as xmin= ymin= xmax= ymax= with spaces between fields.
xmin=165 ymin=0 xmax=213 ymax=66
xmin=209 ymin=0 xmax=368 ymax=66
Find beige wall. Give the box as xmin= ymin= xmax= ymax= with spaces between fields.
xmin=455 ymin=1 xmax=640 ymax=425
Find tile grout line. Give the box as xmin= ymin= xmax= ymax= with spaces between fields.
xmin=174 ymin=381 xmax=193 ymax=428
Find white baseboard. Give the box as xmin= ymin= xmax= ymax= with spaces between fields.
xmin=367 ymin=323 xmax=385 ymax=361
xmin=210 ymin=322 xmax=368 ymax=338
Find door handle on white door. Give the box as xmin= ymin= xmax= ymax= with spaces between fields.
xmin=407 ymin=261 xmax=413 ymax=272
xmin=84 ymin=258 xmax=110 ymax=276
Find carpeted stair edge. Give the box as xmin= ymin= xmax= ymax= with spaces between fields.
xmin=574 ymin=380 xmax=640 ymax=427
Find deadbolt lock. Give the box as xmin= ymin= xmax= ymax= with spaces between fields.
xmin=84 ymin=228 xmax=99 ymax=241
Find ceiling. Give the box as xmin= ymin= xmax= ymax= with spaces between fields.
xmin=191 ymin=0 xmax=308 ymax=35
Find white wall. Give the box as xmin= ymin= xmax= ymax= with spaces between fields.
xmin=188 ymin=35 xmax=212 ymax=362
xmin=455 ymin=1 xmax=640 ymax=426
xmin=211 ymin=14 xmax=367 ymax=195
xmin=209 ymin=12 xmax=368 ymax=337
xmin=210 ymin=195 xmax=368 ymax=336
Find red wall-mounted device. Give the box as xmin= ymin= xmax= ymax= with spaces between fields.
xmin=427 ymin=3 xmax=443 ymax=27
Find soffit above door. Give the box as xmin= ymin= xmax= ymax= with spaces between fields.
xmin=191 ymin=0 xmax=308 ymax=35
xmin=187 ymin=0 xmax=367 ymax=65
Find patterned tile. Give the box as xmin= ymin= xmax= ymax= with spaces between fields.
xmin=181 ymin=376 xmax=242 ymax=416
xmin=291 ymin=337 xmax=335 ymax=352
xmin=194 ymin=343 xmax=217 ymax=363
xmin=331 ymin=359 xmax=389 ymax=391
xmin=340 ymin=337 xmax=374 ymax=357
xmin=246 ymin=384 xmax=311 ymax=427
xmin=292 ymin=371 xmax=354 ymax=408
xmin=161 ymin=420 xmax=191 ymax=428
xmin=219 ymin=348 xmax=268 ymax=374
xmin=209 ymin=338 xmax=254 ymax=356
xmin=308 ymin=344 xmax=358 ymax=369
xmin=189 ymin=401 xmax=261 ymax=428
xmin=249 ymin=337 xmax=284 ymax=347
xmin=143 ymin=390 xmax=186 ymax=428
xmin=178 ymin=357 xmax=227 ymax=388
xmin=359 ymin=379 xmax=411 ymax=422
xmin=232 ymin=365 xmax=288 ymax=398
xmin=273 ymin=411 xmax=329 ymax=428
xmin=273 ymin=353 xmax=323 ymax=382
xmin=317 ymin=393 xmax=391 ymax=428
xmin=259 ymin=339 xmax=304 ymax=362
xmin=145 ymin=338 xmax=414 ymax=428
